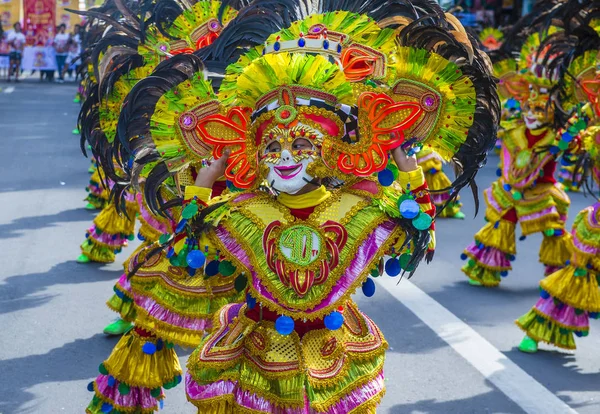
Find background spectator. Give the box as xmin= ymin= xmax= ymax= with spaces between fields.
xmin=54 ymin=24 xmax=69 ymax=83
xmin=7 ymin=22 xmax=25 ymax=82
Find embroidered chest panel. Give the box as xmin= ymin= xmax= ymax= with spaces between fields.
xmin=216 ymin=191 xmax=398 ymax=319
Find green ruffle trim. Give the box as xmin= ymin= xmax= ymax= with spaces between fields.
xmin=462 ymin=262 xmax=501 ymax=287
xmin=131 ymin=278 xmax=244 ymax=318
xmin=81 ymin=240 xmax=116 ymax=263
xmin=515 ymin=310 xmax=577 ymax=350
xmin=84 ymin=194 xmax=106 ymax=209
xmin=106 ymin=288 xmax=137 ymax=322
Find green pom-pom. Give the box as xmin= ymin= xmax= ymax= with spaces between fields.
xmin=370 ymin=268 xmax=380 ymax=278
xmin=99 ymin=363 xmax=108 ymax=375
xmin=150 ymin=387 xmax=162 ymax=398
xmin=181 ymin=204 xmax=199 ymax=219
xmin=574 ymin=268 xmax=587 ymax=277
xmin=118 ymin=383 xmax=130 ymax=395
xmin=467 ymin=259 xmax=476 ymax=267
xmin=159 ymin=233 xmax=172 ymax=245
xmin=399 ymin=253 xmax=415 ymax=272
xmin=558 ymin=140 xmax=569 ymax=151
xmin=234 ymin=274 xmax=248 ymax=292
xmin=127 ymin=234 xmax=135 ymax=241
xmin=218 ymin=260 xmax=236 ymax=276
xmin=512 ymin=191 xmax=522 ymax=200
xmin=543 ymin=229 xmax=555 ymax=237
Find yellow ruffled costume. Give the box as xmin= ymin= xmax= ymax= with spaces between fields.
xmin=516 ymin=204 xmax=600 ymax=349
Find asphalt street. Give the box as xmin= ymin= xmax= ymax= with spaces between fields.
xmin=0 ymin=80 xmax=598 ymax=414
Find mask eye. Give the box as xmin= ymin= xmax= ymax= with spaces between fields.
xmin=266 ymin=141 xmax=282 ymax=153
xmin=291 ymin=138 xmax=313 ymax=151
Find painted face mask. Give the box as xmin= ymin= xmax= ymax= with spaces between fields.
xmin=260 ymin=123 xmax=321 ymax=194
xmin=522 ymin=86 xmax=550 ymax=130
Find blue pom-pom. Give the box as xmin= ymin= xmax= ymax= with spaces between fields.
xmin=565 ymin=260 xmax=570 ymax=265
xmin=508 ymin=254 xmax=516 ymax=261
xmin=560 ymin=157 xmax=570 ymax=166
xmin=399 ymin=199 xmax=420 ymax=219
xmin=101 ymin=403 xmax=113 ymax=413
xmin=589 ymin=312 xmax=599 ymax=319
xmin=115 ymin=289 xmax=124 ymax=299
xmin=540 ymin=289 xmax=550 ymax=299
xmin=275 ymin=315 xmax=294 ymax=335
xmin=575 ymin=330 xmax=583 ymax=337
xmin=156 ymin=339 xmax=164 ymax=351
xmin=377 ymin=169 xmax=394 ymax=186
xmin=107 ymin=375 xmax=115 ymax=387
xmin=87 ymin=381 xmax=95 ymax=392
xmin=549 ymin=146 xmax=560 ymax=155
xmin=175 ymin=219 xmax=188 ymax=233
xmin=205 ymin=260 xmax=220 ymax=276
xmin=142 ymin=342 xmax=157 ymax=355
xmin=246 ymin=293 xmax=256 ymax=309
xmin=561 ymin=132 xmax=573 ymax=142
xmin=429 ymin=168 xmax=438 ymax=174
xmin=496 ymin=168 xmax=502 ymax=177
xmin=187 ymin=267 xmax=196 ymax=276
xmin=519 ymin=235 xmax=527 ymax=241
xmin=460 ymin=253 xmax=468 ymax=260
xmin=500 ymin=271 xmax=508 ymax=277
xmin=503 ymin=183 xmax=511 ymax=191
xmin=362 ymin=278 xmax=376 ymax=297
xmin=385 ymin=258 xmax=401 ymax=277
xmin=166 ymin=247 xmax=175 ymax=258
xmin=324 ymin=311 xmax=344 ymax=330
xmin=298 ymin=38 xmax=305 ymax=47
xmin=175 ymin=374 xmax=182 ymax=384
xmin=137 ymin=232 xmax=145 ymax=241
xmin=554 ymin=229 xmax=563 ymax=236
xmin=186 ymin=250 xmax=206 ymax=269
xmin=494 ymin=221 xmax=499 ymax=229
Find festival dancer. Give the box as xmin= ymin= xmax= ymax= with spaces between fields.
xmin=417 ymin=148 xmax=465 ymax=219
xmin=461 ymin=25 xmax=573 ymax=287
xmin=83 ymin=2 xmax=250 ymax=411
xmin=115 ymin=1 xmax=499 ymax=411
xmin=516 ymin=2 xmax=600 ymax=352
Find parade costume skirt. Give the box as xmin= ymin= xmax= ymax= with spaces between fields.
xmin=418 ymin=149 xmax=461 ymax=217
xmin=80 ymin=192 xmax=137 ymax=263
xmin=87 ymin=328 xmax=182 ymax=414
xmin=516 ymin=204 xmax=600 ymax=349
xmin=106 ymin=193 xmax=172 ymax=322
xmin=462 ymin=181 xmax=571 ymax=287
xmin=123 ymin=247 xmax=245 ymax=348
xmin=84 ymin=165 xmax=108 ymax=210
xmin=186 ymin=301 xmax=387 ymax=414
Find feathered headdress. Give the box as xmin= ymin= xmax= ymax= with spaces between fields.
xmin=120 ymin=0 xmax=498 ymax=217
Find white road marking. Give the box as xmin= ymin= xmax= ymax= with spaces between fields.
xmin=376 ymin=277 xmax=578 ymax=414
xmin=4 ymin=86 xmax=15 ymax=94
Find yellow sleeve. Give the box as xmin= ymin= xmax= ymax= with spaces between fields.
xmin=184 ymin=186 xmax=212 ymax=204
xmin=397 ymin=166 xmax=426 ymax=192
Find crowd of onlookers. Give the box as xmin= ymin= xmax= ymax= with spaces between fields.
xmin=0 ymin=22 xmax=81 ymax=83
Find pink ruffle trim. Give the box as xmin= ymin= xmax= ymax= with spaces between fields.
xmin=534 ymin=296 xmax=589 ymax=329
xmin=465 ymin=242 xmax=511 ymax=269
xmin=87 ymin=225 xmax=128 ymax=247
xmin=133 ymin=293 xmax=212 ymax=332
xmin=95 ymin=373 xmax=160 ymax=410
xmin=185 ymin=371 xmax=384 ymax=413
